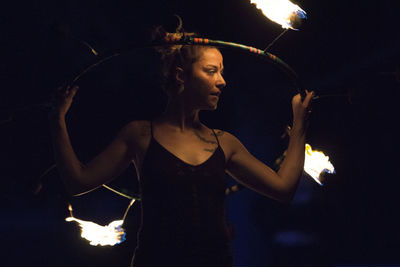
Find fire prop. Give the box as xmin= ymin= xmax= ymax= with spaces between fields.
xmin=56 ymin=0 xmax=334 ymax=246
xmin=65 ymin=199 xmax=136 ymax=246
xmin=250 ymin=0 xmax=307 ymax=30
xmin=304 ymin=144 xmax=335 ymax=185
xmin=65 ymin=216 xmax=125 ymax=246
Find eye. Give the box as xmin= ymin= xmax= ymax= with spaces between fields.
xmin=206 ymin=69 xmax=217 ymax=74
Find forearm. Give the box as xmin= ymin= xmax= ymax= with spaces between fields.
xmin=277 ymin=126 xmax=306 ymax=199
xmin=226 ymin=92 xmax=313 ymax=203
xmin=50 ymin=116 xmax=88 ymax=194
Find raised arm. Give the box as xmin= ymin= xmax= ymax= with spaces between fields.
xmin=225 ymin=91 xmax=314 ymax=203
xmin=49 ymin=86 xmax=136 ymax=196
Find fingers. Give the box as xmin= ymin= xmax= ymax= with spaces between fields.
xmin=52 ymin=85 xmax=79 ymax=109
xmin=303 ymin=90 xmax=314 ymax=110
xmin=70 ymin=85 xmax=79 ymax=97
xmin=292 ymin=93 xmax=301 ymax=106
xmin=57 ymin=85 xmax=79 ymax=98
xmin=304 ymin=90 xmax=314 ymax=103
xmin=51 ymin=84 xmax=79 ymax=116
xmin=292 ymin=90 xmax=314 ymax=119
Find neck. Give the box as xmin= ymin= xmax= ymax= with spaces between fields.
xmin=159 ymin=97 xmax=201 ymax=132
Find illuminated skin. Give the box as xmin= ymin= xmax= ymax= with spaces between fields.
xmin=50 ymin=47 xmax=313 ymax=203
xmin=178 ymin=48 xmax=226 ymax=111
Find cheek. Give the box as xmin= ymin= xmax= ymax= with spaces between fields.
xmin=189 ymin=76 xmax=212 ymax=94
xmin=198 ymin=81 xmax=213 ymax=97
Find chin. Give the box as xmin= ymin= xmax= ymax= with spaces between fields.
xmin=198 ymin=98 xmax=219 ymax=111
xmin=200 ymin=104 xmax=217 ymax=111
xmin=209 ymin=104 xmax=218 ymax=111
xmin=208 ymin=101 xmax=218 ymax=110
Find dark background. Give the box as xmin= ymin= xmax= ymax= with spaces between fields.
xmin=1 ymin=0 xmax=399 ymax=266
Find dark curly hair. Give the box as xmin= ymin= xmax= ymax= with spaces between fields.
xmin=152 ymin=18 xmax=220 ymax=97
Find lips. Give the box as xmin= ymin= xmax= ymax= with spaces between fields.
xmin=210 ymin=91 xmax=221 ymax=96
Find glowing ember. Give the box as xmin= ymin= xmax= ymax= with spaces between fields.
xmin=65 ymin=205 xmax=126 ymax=246
xmin=250 ymin=0 xmax=307 ymax=30
xmin=304 ymin=144 xmax=335 ymax=185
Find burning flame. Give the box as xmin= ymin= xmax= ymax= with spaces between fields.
xmin=304 ymin=144 xmax=335 ymax=185
xmin=66 ymin=204 xmax=126 ymax=246
xmin=250 ymin=0 xmax=307 ymax=30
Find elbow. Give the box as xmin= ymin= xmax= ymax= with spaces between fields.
xmin=258 ymin=187 xmax=294 ymax=204
xmin=60 ymin=173 xmax=94 ymax=197
xmin=58 ymin=164 xmax=101 ymax=196
xmin=274 ymin=173 xmax=301 ymax=204
xmin=272 ymin=184 xmax=298 ymax=204
xmin=252 ymin=181 xmax=296 ymax=204
xmin=278 ymin=191 xmax=295 ymax=204
xmin=62 ymin=178 xmax=87 ymax=196
xmin=267 ymin=187 xmax=293 ymax=204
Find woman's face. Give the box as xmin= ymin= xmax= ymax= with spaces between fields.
xmin=182 ymin=48 xmax=226 ymax=111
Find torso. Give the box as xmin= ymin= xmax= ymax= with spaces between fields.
xmin=127 ymin=119 xmax=232 ymax=180
xmin=130 ymin=119 xmax=234 ymax=266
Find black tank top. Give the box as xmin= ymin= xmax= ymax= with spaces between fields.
xmin=131 ymin=121 xmax=233 ymax=267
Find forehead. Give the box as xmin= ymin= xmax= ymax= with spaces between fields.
xmin=196 ymin=48 xmax=224 ymax=67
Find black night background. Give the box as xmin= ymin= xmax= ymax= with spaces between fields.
xmin=1 ymin=0 xmax=399 ymax=266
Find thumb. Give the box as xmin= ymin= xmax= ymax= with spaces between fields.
xmin=70 ymin=85 xmax=79 ymax=96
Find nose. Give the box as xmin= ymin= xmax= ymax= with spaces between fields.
xmin=216 ymin=73 xmax=226 ymax=89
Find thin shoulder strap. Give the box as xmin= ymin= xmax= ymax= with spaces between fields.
xmin=211 ymin=129 xmax=221 ymax=147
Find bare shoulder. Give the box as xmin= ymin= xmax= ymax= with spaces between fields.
xmin=122 ymin=120 xmax=151 ymax=138
xmin=212 ymin=129 xmax=245 ymax=158
xmin=115 ymin=120 xmax=152 ymax=162
xmin=116 ymin=120 xmax=151 ymax=148
xmin=212 ymin=129 xmax=241 ymax=144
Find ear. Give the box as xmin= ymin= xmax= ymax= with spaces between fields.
xmin=175 ymin=67 xmax=185 ymax=85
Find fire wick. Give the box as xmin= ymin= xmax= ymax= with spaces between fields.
xmin=264 ymin=29 xmax=289 ymax=52
xmin=71 ymin=37 xmax=99 ymax=56
xmin=68 ymin=204 xmax=74 ymax=217
xmin=122 ymin=199 xmax=136 ymax=222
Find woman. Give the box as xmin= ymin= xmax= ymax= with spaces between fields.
xmin=50 ymin=28 xmax=313 ymax=266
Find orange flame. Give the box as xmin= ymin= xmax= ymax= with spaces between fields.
xmin=66 ymin=204 xmax=128 ymax=246
xmin=304 ymin=144 xmax=335 ymax=185
xmin=250 ymin=0 xmax=307 ymax=30
xmin=65 ymin=216 xmax=125 ymax=246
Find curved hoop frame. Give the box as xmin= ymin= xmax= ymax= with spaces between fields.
xmin=67 ymin=35 xmax=303 ymax=95
xmin=62 ymin=36 xmax=305 ymax=199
